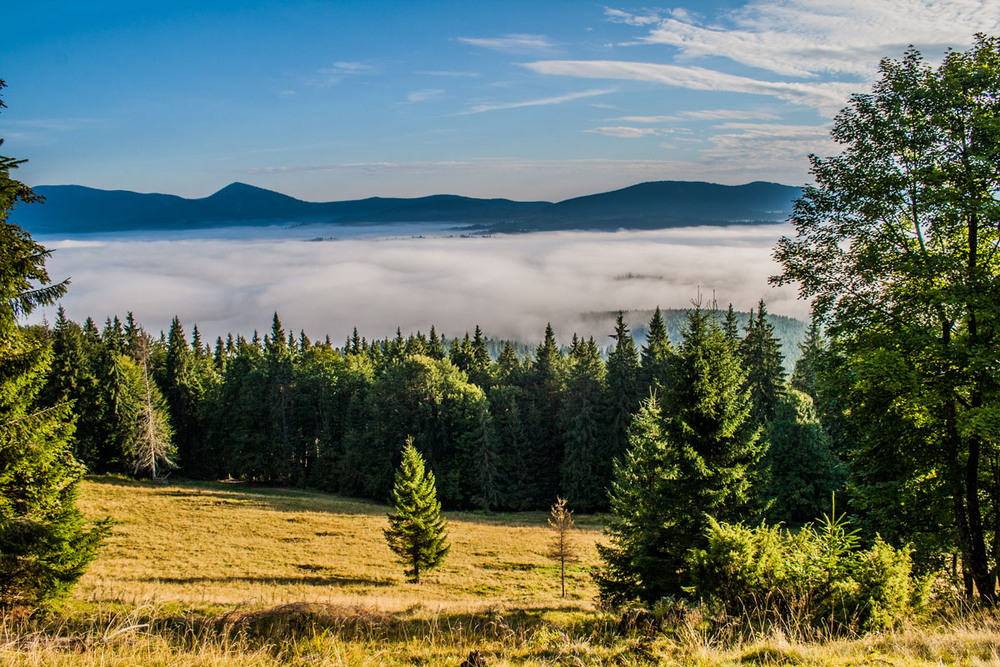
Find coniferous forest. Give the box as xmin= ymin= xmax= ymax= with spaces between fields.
xmin=38 ymin=304 xmax=833 ymax=519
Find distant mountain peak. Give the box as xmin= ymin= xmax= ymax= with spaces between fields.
xmin=15 ymin=179 xmax=800 ymax=235
xmin=206 ymin=181 xmax=298 ymax=199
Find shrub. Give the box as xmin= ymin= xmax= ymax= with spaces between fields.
xmin=687 ymin=513 xmax=922 ymax=633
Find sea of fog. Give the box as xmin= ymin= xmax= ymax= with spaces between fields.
xmin=31 ymin=222 xmax=807 ymax=345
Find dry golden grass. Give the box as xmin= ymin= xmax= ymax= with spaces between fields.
xmin=73 ymin=476 xmax=602 ymax=613
xmin=3 ymin=476 xmax=999 ymax=665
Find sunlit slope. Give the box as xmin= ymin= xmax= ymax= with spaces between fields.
xmin=75 ymin=476 xmax=602 ymax=612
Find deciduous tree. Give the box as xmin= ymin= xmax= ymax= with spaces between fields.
xmin=772 ymin=37 xmax=1000 ymax=601
xmin=547 ymin=496 xmax=578 ymax=598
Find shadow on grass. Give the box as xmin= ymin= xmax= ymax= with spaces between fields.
xmin=146 ymin=575 xmax=393 ymax=587
xmin=85 ymin=475 xmax=604 ymax=528
xmin=85 ymin=475 xmax=387 ymax=517
xmin=128 ymin=603 xmax=596 ymax=645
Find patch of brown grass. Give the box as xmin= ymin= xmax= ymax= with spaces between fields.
xmin=2 ymin=476 xmax=994 ymax=666
xmin=73 ymin=476 xmax=602 ymax=613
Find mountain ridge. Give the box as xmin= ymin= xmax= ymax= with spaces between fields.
xmin=13 ymin=180 xmax=801 ymax=234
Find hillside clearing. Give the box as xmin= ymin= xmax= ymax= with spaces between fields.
xmin=0 ymin=476 xmax=996 ymax=665
xmin=73 ymin=476 xmax=603 ymax=613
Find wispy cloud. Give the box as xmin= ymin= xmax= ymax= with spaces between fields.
xmin=612 ymin=109 xmax=779 ymax=123
xmin=586 ymin=126 xmax=665 ymax=138
xmin=604 ymin=8 xmax=665 ymax=27
xmin=418 ymin=70 xmax=481 ymax=78
xmin=0 ymin=117 xmax=104 ymax=145
xmin=461 ymin=88 xmax=616 ymax=114
xmin=457 ymin=33 xmax=557 ymax=55
xmin=612 ymin=115 xmax=680 ymax=123
xmin=406 ymin=89 xmax=444 ymax=103
xmin=682 ymin=108 xmax=780 ymax=121
xmin=311 ymin=61 xmax=375 ymax=87
xmin=699 ymin=122 xmax=835 ymax=174
xmin=522 ymin=60 xmax=857 ymax=114
xmin=608 ymin=1 xmax=1000 ymax=78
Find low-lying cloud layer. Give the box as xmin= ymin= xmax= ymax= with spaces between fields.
xmin=36 ymin=226 xmax=806 ymax=345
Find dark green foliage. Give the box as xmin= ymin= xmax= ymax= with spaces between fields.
xmin=688 ymin=513 xmax=924 ymax=632
xmin=639 ymin=307 xmax=673 ymax=397
xmin=487 ymin=384 xmax=535 ymax=510
xmin=722 ymin=303 xmax=740 ymax=344
xmin=44 ymin=303 xmax=802 ymax=515
xmin=426 ymin=326 xmax=444 ymax=360
xmin=605 ymin=313 xmax=641 ymax=465
xmin=384 ymin=440 xmax=449 ymax=582
xmin=790 ymin=318 xmax=822 ymax=399
xmin=41 ymin=308 xmax=102 ymax=467
xmin=596 ymin=308 xmax=764 ymax=604
xmin=0 ymin=91 xmax=107 ymax=612
xmin=594 ymin=396 xmax=672 ymax=605
xmin=764 ymin=390 xmax=841 ymax=524
xmin=559 ymin=338 xmax=608 ymax=511
xmin=523 ymin=324 xmax=567 ymax=503
xmin=739 ymin=300 xmax=786 ymax=428
xmin=772 ymin=37 xmax=1000 ymax=602
xmin=159 ymin=316 xmax=217 ymax=477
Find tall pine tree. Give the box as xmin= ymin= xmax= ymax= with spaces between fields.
xmin=597 ymin=307 xmax=764 ymax=603
xmin=605 ymin=313 xmax=641 ymax=464
xmin=0 ymin=96 xmax=107 ymax=612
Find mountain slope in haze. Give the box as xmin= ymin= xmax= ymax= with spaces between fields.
xmin=488 ymin=181 xmax=799 ymax=232
xmin=13 ymin=180 xmax=799 ymax=235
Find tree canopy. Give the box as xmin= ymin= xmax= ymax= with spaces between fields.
xmin=773 ymin=36 xmax=1000 ymax=602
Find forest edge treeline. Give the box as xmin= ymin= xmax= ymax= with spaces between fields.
xmin=36 ymin=303 xmax=832 ymax=520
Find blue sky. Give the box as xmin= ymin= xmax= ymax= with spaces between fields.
xmin=4 ymin=1 xmax=999 ymax=202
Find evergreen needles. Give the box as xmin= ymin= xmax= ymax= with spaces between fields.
xmin=384 ymin=438 xmax=449 ymax=583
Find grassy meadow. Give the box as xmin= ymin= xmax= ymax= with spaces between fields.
xmin=3 ymin=476 xmax=1000 ymax=665
xmin=73 ymin=476 xmax=603 ymax=611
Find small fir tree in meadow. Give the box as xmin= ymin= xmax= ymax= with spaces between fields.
xmin=547 ymin=496 xmax=579 ymax=598
xmin=385 ymin=438 xmax=449 ymax=582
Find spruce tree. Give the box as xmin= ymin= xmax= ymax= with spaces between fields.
xmin=0 ymin=96 xmax=107 ymax=612
xmin=596 ymin=307 xmax=764 ymax=604
xmin=764 ymin=389 xmax=841 ymax=523
xmin=467 ymin=325 xmax=493 ymax=389
xmin=722 ymin=303 xmax=741 ymax=344
xmin=162 ymin=316 xmax=200 ymax=473
xmin=605 ymin=313 xmax=641 ymax=464
xmin=384 ymin=439 xmax=449 ymax=582
xmin=42 ymin=308 xmax=102 ymax=467
xmin=639 ymin=306 xmax=673 ymax=396
xmin=739 ymin=300 xmax=786 ymax=428
xmin=559 ymin=337 xmax=607 ymax=511
xmin=495 ymin=341 xmax=522 ymax=385
xmin=790 ymin=317 xmax=823 ymax=400
xmin=524 ymin=324 xmax=566 ymax=503
xmin=594 ymin=396 xmax=670 ymax=604
xmin=426 ymin=325 xmax=444 ymax=360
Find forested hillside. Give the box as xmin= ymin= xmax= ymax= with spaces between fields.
xmin=36 ymin=304 xmax=823 ymax=517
